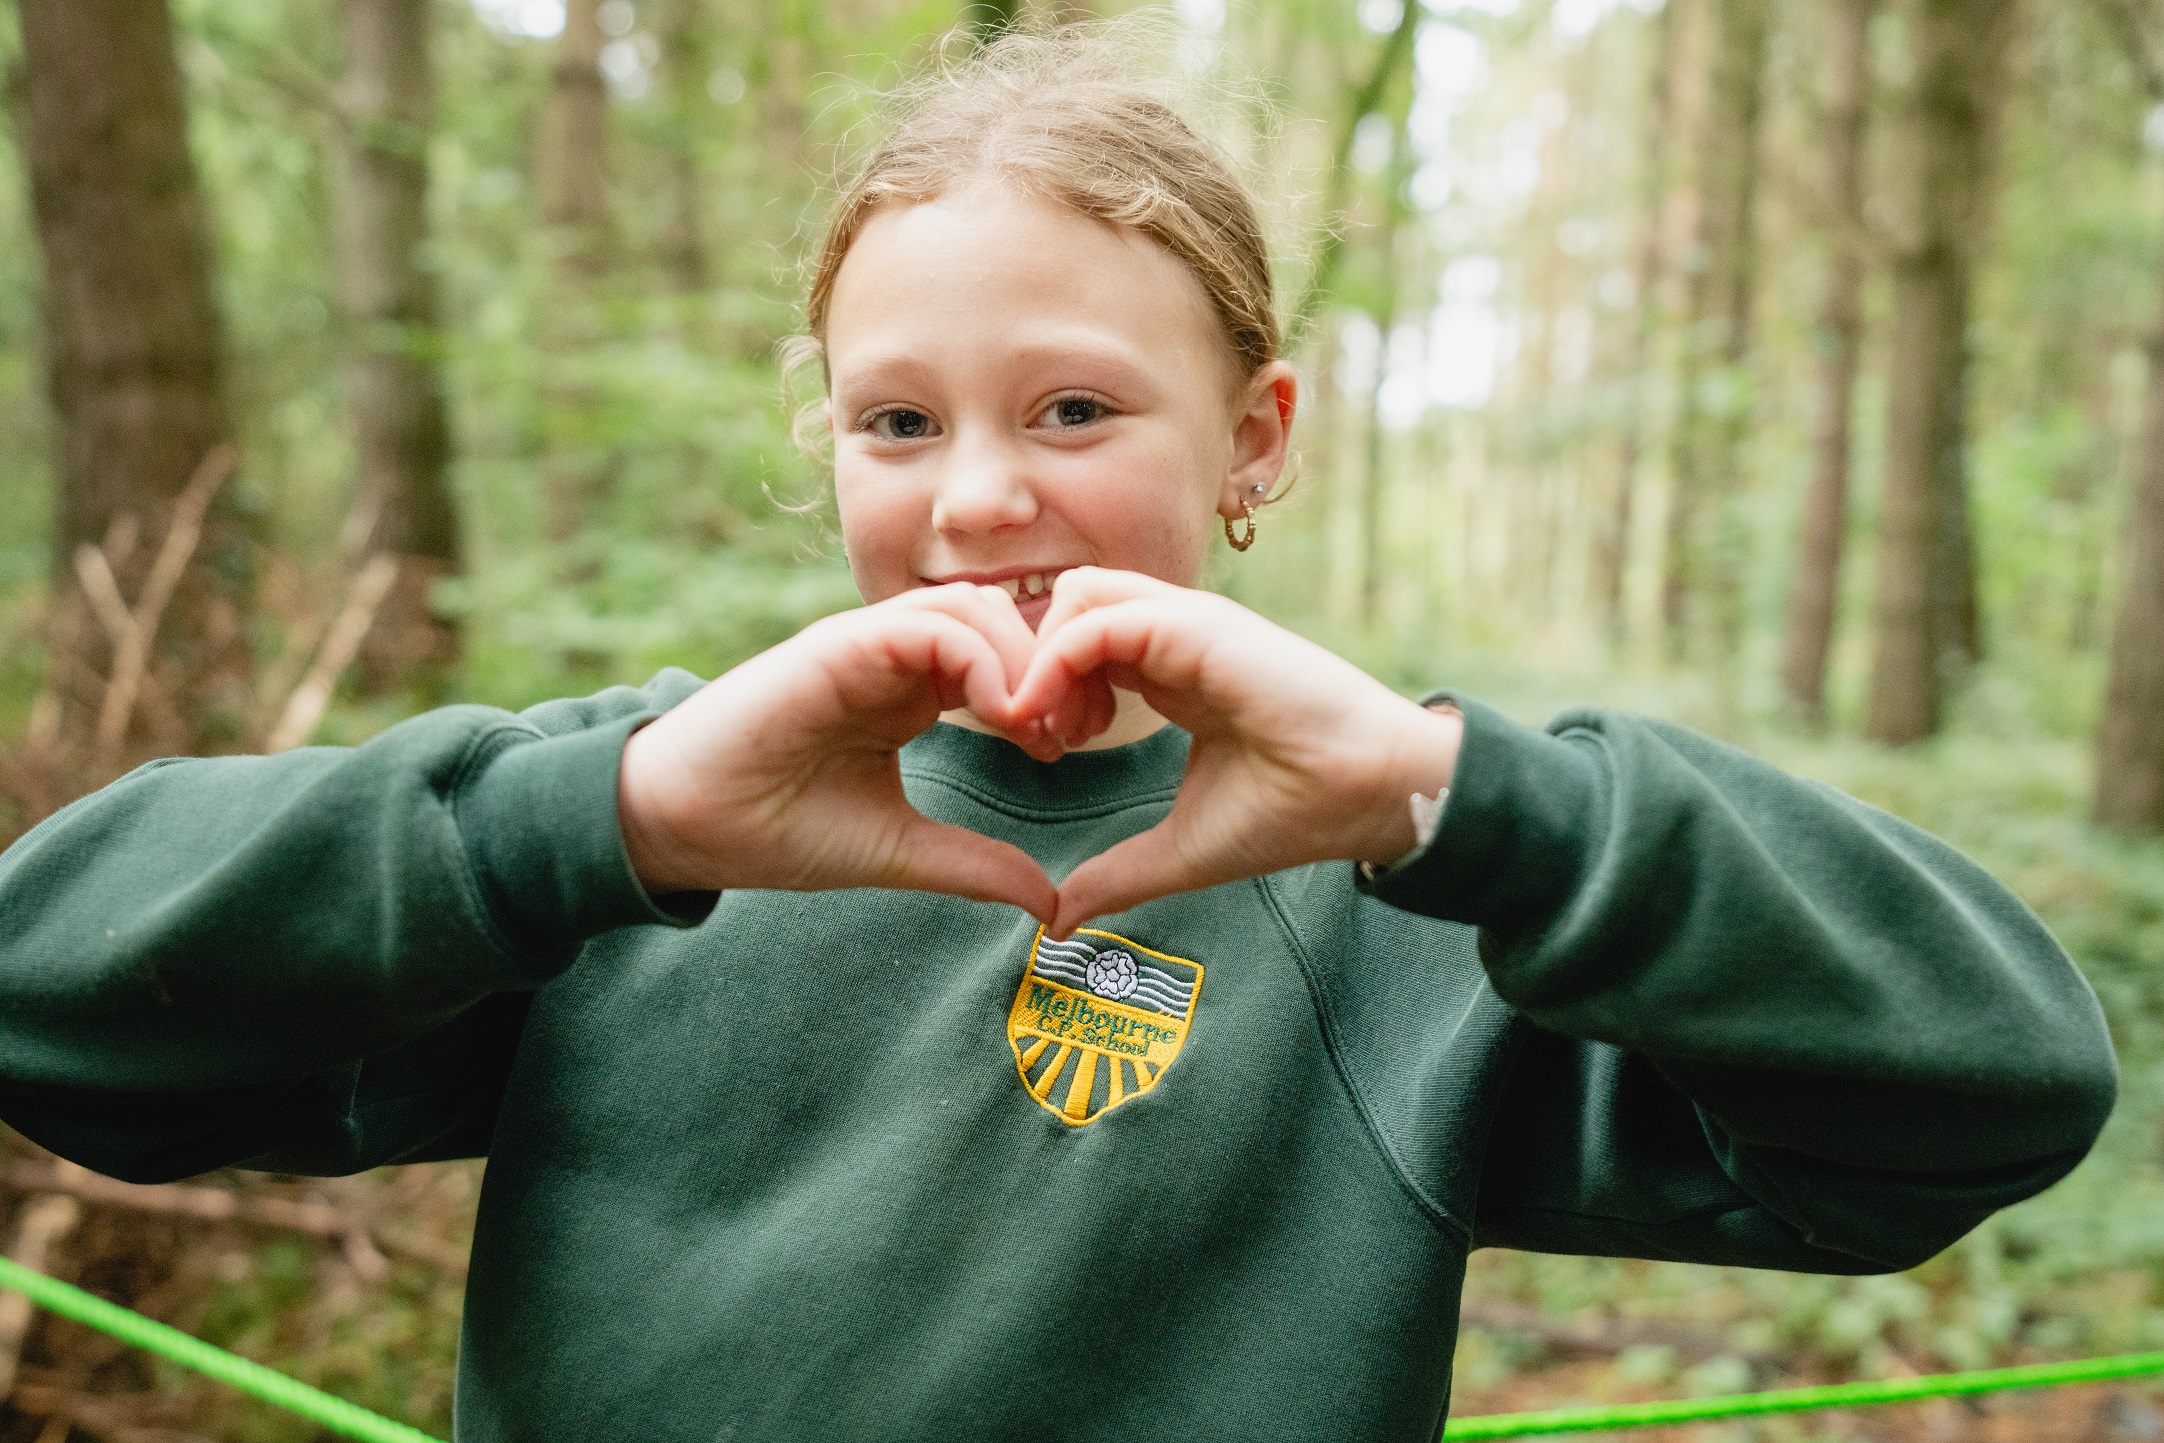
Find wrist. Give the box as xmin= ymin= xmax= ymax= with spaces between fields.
xmin=617 ymin=722 xmax=706 ymax=896
xmin=1352 ymin=699 xmax=1462 ymax=866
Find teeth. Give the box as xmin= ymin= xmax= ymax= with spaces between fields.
xmin=998 ymin=578 xmax=1021 ymax=599
xmin=1024 ymin=573 xmax=1046 ymax=596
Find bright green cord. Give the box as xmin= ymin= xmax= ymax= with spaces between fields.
xmin=1441 ymin=1349 xmax=2164 ymax=1438
xmin=9 ymin=1252 xmax=2164 ymax=1442
xmin=0 ymin=1256 xmax=444 ymax=1443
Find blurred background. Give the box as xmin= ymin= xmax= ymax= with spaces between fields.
xmin=2 ymin=0 xmax=2163 ymax=1438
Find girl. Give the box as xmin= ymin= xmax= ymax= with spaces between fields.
xmin=0 ymin=27 xmax=2116 ymax=1443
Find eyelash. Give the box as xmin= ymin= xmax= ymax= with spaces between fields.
xmin=1038 ymin=392 xmax=1117 ymax=429
xmin=850 ymin=391 xmax=1121 ymax=440
xmin=856 ymin=405 xmax=936 ymax=441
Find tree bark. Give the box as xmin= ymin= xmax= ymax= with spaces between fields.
xmin=654 ymin=0 xmax=710 ymax=295
xmin=2094 ymin=271 xmax=2164 ymax=830
xmin=336 ymin=0 xmax=460 ymax=694
xmin=539 ymin=0 xmax=611 ymax=272
xmin=1661 ymin=0 xmax=1772 ymax=665
xmin=15 ymin=0 xmax=247 ymax=754
xmin=1778 ymin=0 xmax=1874 ymax=720
xmin=539 ymin=0 xmax=614 ymax=538
xmin=1595 ymin=0 xmax=1682 ymax=646
xmin=1289 ymin=0 xmax=1421 ymax=338
xmin=1864 ymin=0 xmax=2016 ymax=744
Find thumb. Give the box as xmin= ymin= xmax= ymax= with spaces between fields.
xmin=1049 ymin=822 xmax=1211 ymax=939
xmin=885 ymin=813 xmax=1058 ymax=923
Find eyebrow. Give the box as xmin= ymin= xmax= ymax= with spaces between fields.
xmin=831 ymin=332 xmax=1170 ymax=404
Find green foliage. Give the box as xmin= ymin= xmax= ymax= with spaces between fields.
xmin=2 ymin=0 xmax=2164 ymax=1431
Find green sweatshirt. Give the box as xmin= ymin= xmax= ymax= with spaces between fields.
xmin=0 ymin=671 xmax=2116 ymax=1442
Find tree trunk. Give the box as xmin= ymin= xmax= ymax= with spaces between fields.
xmin=539 ymin=0 xmax=611 ymax=273
xmin=1661 ymin=0 xmax=1772 ymax=664
xmin=1596 ymin=0 xmax=1681 ymax=645
xmin=336 ymin=0 xmax=460 ymax=695
xmin=1289 ymin=0 xmax=1420 ymax=338
xmin=15 ymin=0 xmax=247 ymax=755
xmin=1778 ymin=0 xmax=1874 ymax=720
xmin=654 ymin=0 xmax=710 ymax=295
xmin=538 ymin=0 xmax=614 ymax=538
xmin=1864 ymin=0 xmax=2016 ymax=744
xmin=1360 ymin=353 xmax=1389 ymax=628
xmin=2093 ymin=269 xmax=2164 ymax=831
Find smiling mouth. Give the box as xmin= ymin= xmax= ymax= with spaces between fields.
xmin=925 ymin=567 xmax=1070 ymax=601
xmin=998 ymin=572 xmax=1054 ymax=601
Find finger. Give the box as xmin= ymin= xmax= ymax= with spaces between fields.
xmin=1032 ymin=565 xmax=1178 ymax=643
xmin=885 ymin=583 xmax=1041 ymax=694
xmin=913 ymin=612 xmax=1027 ymax=724
xmin=1058 ymin=668 xmax=1118 ymax=748
xmin=1048 ymin=822 xmax=1219 ymax=939
xmin=886 ymin=814 xmax=1058 ymax=921
xmin=822 ymin=609 xmax=1011 ymax=738
xmin=885 ymin=613 xmax=1073 ymax=763
xmin=1010 ymin=599 xmax=1207 ymax=723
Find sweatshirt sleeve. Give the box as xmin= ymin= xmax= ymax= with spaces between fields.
xmin=0 ymin=670 xmax=709 ymax=1183
xmin=1361 ymin=697 xmax=2118 ymax=1273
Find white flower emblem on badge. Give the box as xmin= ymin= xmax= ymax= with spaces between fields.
xmin=1085 ymin=948 xmax=1139 ymax=1001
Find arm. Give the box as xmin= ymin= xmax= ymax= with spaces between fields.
xmin=1364 ymin=698 xmax=2118 ymax=1271
xmin=0 ymin=674 xmax=707 ymax=1181
xmin=956 ymin=570 xmax=2113 ymax=1269
xmin=2 ymin=581 xmax=1062 ymax=1184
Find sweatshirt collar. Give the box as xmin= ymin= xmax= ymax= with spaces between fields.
xmin=901 ymin=720 xmax=1189 ymax=817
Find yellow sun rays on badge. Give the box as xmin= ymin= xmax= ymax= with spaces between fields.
xmin=1006 ymin=927 xmax=1204 ymax=1126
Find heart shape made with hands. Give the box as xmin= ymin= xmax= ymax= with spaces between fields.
xmin=616 ymin=568 xmax=1461 ymax=941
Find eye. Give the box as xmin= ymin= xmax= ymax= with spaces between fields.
xmin=1038 ymin=393 xmax=1113 ymax=430
xmin=866 ymin=407 xmax=937 ymax=441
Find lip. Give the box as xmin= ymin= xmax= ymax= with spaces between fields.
xmin=921 ymin=564 xmax=1076 ymax=587
xmin=919 ymin=565 xmax=1077 ymax=628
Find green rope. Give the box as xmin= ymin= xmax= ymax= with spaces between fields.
xmin=0 ymin=1256 xmax=444 ymax=1443
xmin=10 ymin=1251 xmax=2164 ymax=1442
xmin=1441 ymin=1349 xmax=2164 ymax=1438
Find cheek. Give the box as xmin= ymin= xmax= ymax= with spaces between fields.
xmin=834 ymin=464 xmax=926 ymax=600
xmin=1048 ymin=433 xmax=1218 ymax=580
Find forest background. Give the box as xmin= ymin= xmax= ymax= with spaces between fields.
xmin=2 ymin=0 xmax=2164 ymax=1439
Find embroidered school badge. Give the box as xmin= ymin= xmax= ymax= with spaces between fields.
xmin=1007 ymin=927 xmax=1204 ymax=1126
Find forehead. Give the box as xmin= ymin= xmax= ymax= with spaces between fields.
xmin=823 ymin=183 xmax=1229 ymax=389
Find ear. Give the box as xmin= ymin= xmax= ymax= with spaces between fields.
xmin=1219 ymin=361 xmax=1299 ymax=520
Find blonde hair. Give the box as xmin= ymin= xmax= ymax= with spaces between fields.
xmin=788 ymin=22 xmax=1282 ymax=407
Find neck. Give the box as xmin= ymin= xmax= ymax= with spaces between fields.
xmin=941 ymin=687 xmax=1168 ymax=752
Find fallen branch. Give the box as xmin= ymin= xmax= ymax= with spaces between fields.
xmin=11 ymin=1382 xmax=213 ymax=1443
xmin=1458 ymin=1299 xmax=1798 ymax=1370
xmin=23 ymin=592 xmax=89 ymax=755
xmin=95 ymin=445 xmax=238 ymax=761
xmin=1 ymin=1160 xmax=466 ymax=1276
xmin=264 ymin=553 xmax=399 ymax=754
xmin=2 ymin=1192 xmax=83 ymax=1402
xmin=70 ymin=546 xmax=137 ymax=652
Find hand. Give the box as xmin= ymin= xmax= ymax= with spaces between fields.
xmin=1010 ymin=569 xmax=1463 ymax=937
xmin=618 ymin=584 xmax=1060 ymax=919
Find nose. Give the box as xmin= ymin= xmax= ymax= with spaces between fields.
xmin=930 ymin=425 xmax=1038 ymax=538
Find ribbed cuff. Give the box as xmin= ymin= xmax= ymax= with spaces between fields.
xmin=1355 ymin=694 xmax=1606 ymax=934
xmin=457 ymin=712 xmax=712 ymax=975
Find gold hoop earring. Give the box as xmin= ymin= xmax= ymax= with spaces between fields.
xmin=1224 ymin=501 xmax=1258 ymax=552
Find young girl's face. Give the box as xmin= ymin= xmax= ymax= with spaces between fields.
xmin=824 ymin=181 xmax=1295 ymax=629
